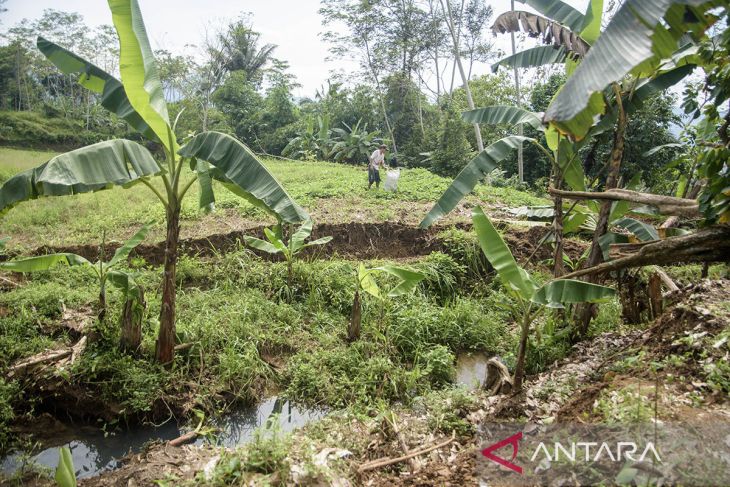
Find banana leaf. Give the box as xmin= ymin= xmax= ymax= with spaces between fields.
xmin=243 ymin=236 xmax=281 ymax=254
xmin=264 ymin=228 xmax=288 ymax=253
xmin=194 ymin=159 xmax=215 ymax=213
xmin=599 ymin=232 xmax=630 ymax=260
xmin=544 ymin=0 xmax=709 ymax=136
xmin=37 ymin=37 xmax=155 ymax=141
xmin=0 ymin=253 xmax=91 ymax=273
xmin=420 ymin=136 xmax=532 ymax=228
xmin=106 ymin=224 xmax=151 ymax=269
xmin=491 ymin=45 xmax=567 ymax=73
xmin=462 ymin=106 xmax=544 ymax=131
xmin=613 ymin=217 xmax=660 ymax=241
xmin=290 ymin=219 xmax=313 ymax=253
xmin=0 ymin=139 xmax=160 ymax=216
xmin=579 ymin=0 xmax=604 ymax=44
xmin=178 ymin=132 xmax=309 ymax=224
xmin=472 ymin=206 xmax=537 ymax=301
xmin=108 ymin=0 xmax=174 ymax=152
xmin=358 ymin=263 xmax=380 ymax=299
xmin=516 ymin=0 xmax=586 ymax=31
xmin=532 ymin=279 xmax=615 ymax=308
xmin=107 ymin=269 xmax=144 ymax=302
xmin=369 ymin=265 xmax=426 ymax=297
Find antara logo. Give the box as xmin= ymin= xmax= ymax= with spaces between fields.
xmin=481 ymin=431 xmax=523 ymax=474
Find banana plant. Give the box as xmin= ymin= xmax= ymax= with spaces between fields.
xmin=243 ymin=219 xmax=332 ymax=292
xmin=331 ymin=119 xmax=382 ymax=163
xmin=348 ymin=263 xmax=426 ymax=342
xmin=471 ymin=206 xmax=614 ymax=390
xmin=0 ymin=0 xmax=308 ymax=363
xmin=0 ymin=225 xmax=150 ymax=351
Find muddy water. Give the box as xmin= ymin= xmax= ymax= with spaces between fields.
xmin=1 ymin=397 xmax=323 ymax=480
xmin=455 ymin=352 xmax=490 ymax=389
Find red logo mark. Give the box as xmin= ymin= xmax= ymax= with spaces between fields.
xmin=481 ymin=431 xmax=523 ymax=474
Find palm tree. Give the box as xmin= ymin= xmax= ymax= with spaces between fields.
xmin=217 ymin=20 xmax=277 ymax=84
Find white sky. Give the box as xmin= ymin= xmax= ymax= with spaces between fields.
xmin=1 ymin=0 xmax=589 ymax=98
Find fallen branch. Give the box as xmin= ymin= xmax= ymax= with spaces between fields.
xmin=168 ymin=430 xmax=198 ymax=447
xmin=358 ymin=433 xmax=455 ymax=473
xmin=653 ymin=267 xmax=679 ymax=292
xmin=548 ymin=187 xmax=700 ymax=218
xmin=561 ymin=225 xmax=730 ymax=279
xmin=8 ymin=349 xmax=72 ymax=377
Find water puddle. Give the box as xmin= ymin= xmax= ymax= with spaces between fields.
xmin=455 ymin=352 xmax=490 ymax=389
xmin=1 ymin=397 xmax=324 ymax=480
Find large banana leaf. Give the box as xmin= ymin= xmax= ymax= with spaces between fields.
xmin=544 ymin=0 xmax=709 ymax=135
xmin=36 ymin=37 xmax=154 ymax=141
xmin=462 ymin=106 xmax=544 ymax=131
xmin=106 ymin=224 xmax=151 ymax=268
xmin=108 ymin=0 xmax=173 ymax=152
xmin=0 ymin=140 xmax=160 ymax=216
xmin=492 ymin=45 xmax=567 ymax=73
xmin=472 ymin=206 xmax=537 ymax=301
xmin=613 ymin=217 xmax=660 ymax=241
xmin=420 ymin=136 xmax=532 ymax=228
xmin=0 ymin=253 xmax=91 ymax=273
xmin=178 ymin=132 xmax=309 ymax=224
xmin=194 ymin=159 xmax=215 ymax=213
xmin=531 ymin=279 xmax=615 ymax=308
xmin=516 ymin=0 xmax=586 ymax=32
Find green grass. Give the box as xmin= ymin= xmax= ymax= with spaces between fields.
xmin=0 ymin=147 xmax=549 ymax=251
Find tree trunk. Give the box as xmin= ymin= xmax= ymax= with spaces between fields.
xmin=348 ymin=289 xmax=362 ymax=342
xmin=513 ymin=311 xmax=531 ymax=391
xmin=576 ymin=84 xmax=627 ymax=337
xmin=156 ymin=204 xmax=181 ymax=364
xmin=120 ymin=289 xmax=146 ymax=353
xmin=441 ymin=0 xmax=484 ymax=152
xmin=510 ymin=0 xmax=524 ymax=183
xmin=552 ymin=168 xmax=565 ymax=277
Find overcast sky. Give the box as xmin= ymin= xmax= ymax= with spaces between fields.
xmin=1 ymin=0 xmax=589 ymax=98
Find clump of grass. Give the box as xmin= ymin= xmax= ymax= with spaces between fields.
xmin=420 ymin=387 xmax=478 ymax=437
xmin=0 ymin=378 xmax=18 ymax=451
xmin=436 ymin=228 xmax=490 ymax=280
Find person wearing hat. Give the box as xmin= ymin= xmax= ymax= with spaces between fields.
xmin=368 ymin=144 xmax=388 ymax=189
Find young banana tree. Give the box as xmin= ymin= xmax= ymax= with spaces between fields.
xmin=243 ymin=219 xmax=332 ymax=291
xmin=0 ymin=0 xmax=308 ymax=363
xmin=471 ymin=206 xmax=614 ymax=390
xmin=349 ymin=263 xmax=426 ymax=342
xmin=0 ymin=225 xmax=150 ymax=351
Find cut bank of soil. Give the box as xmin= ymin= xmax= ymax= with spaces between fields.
xmin=19 ymin=221 xmax=585 ymax=266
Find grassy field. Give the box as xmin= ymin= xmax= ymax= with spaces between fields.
xmin=0 ymin=147 xmax=548 ymax=251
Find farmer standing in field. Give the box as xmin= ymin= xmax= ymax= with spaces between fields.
xmin=368 ymin=144 xmax=387 ymax=189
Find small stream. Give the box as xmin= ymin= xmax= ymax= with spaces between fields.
xmin=3 ymin=354 xmax=489 ymax=480
xmin=1 ymin=397 xmax=324 ymax=480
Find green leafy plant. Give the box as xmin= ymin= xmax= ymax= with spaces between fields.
xmin=0 ymin=0 xmax=308 ymax=363
xmin=348 ymin=263 xmax=426 ymax=341
xmin=55 ymin=446 xmax=77 ymax=487
xmin=244 ymin=219 xmax=332 ymax=292
xmin=331 ymin=119 xmax=381 ymax=163
xmin=471 ymin=206 xmax=614 ymax=390
xmin=0 ymin=225 xmax=150 ymax=351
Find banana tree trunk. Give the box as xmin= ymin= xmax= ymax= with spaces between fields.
xmin=120 ymin=288 xmax=145 ymax=353
xmin=513 ymin=310 xmax=531 ymax=391
xmin=156 ymin=204 xmax=181 ymax=364
xmin=348 ymin=289 xmax=361 ymax=342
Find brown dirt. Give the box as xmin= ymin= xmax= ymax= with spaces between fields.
xmin=14 ymin=221 xmax=585 ymax=267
